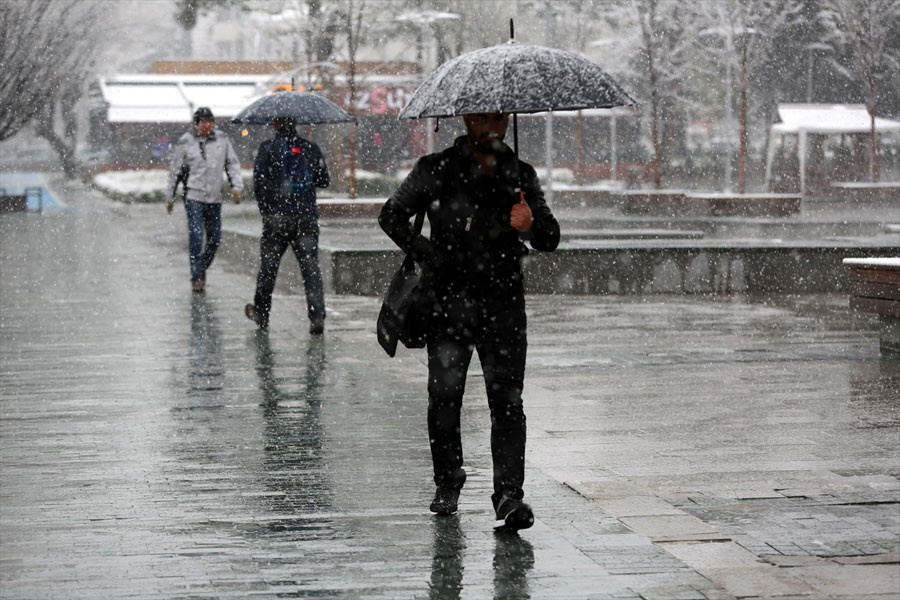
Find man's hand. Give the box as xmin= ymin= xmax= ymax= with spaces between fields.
xmin=510 ymin=192 xmax=532 ymax=232
xmin=165 ymin=199 xmax=174 ymax=215
xmin=232 ymin=190 xmax=242 ymax=205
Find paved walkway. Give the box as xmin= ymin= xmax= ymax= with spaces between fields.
xmin=1 ymin=177 xmax=898 ymax=599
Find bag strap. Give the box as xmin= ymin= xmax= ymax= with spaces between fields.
xmin=402 ymin=211 xmax=426 ymax=271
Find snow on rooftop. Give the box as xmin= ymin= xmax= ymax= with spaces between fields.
xmin=773 ymin=104 xmax=900 ymax=135
xmin=99 ymin=75 xmax=268 ymax=123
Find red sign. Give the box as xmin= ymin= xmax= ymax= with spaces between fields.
xmin=340 ymin=86 xmax=414 ymax=116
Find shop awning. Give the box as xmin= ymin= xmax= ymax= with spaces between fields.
xmin=97 ymin=74 xmax=278 ymax=124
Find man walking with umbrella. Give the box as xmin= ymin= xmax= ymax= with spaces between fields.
xmin=166 ymin=107 xmax=244 ymax=293
xmin=379 ymin=112 xmax=560 ymax=531
xmin=244 ymin=116 xmax=330 ymax=334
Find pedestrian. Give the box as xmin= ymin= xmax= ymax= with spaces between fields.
xmin=244 ymin=117 xmax=330 ymax=334
xmin=166 ymin=107 xmax=244 ymax=293
xmin=379 ymin=112 xmax=560 ymax=531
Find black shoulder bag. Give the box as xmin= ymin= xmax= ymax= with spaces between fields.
xmin=377 ymin=211 xmax=428 ymax=357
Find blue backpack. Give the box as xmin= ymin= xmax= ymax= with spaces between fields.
xmin=280 ymin=139 xmax=313 ymax=199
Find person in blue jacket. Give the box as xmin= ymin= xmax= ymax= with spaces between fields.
xmin=245 ymin=117 xmax=330 ymax=334
xmin=379 ymin=112 xmax=560 ymax=531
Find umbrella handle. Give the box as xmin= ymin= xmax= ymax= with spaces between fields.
xmin=513 ymin=113 xmax=522 ymax=189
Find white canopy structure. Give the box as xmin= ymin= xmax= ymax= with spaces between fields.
xmin=764 ymin=103 xmax=900 ymax=196
xmin=97 ymin=75 xmax=273 ymax=124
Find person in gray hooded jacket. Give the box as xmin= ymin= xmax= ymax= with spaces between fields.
xmin=166 ymin=107 xmax=244 ymax=292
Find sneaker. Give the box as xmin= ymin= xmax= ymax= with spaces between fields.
xmin=493 ymin=495 xmax=534 ymax=532
xmin=429 ymin=467 xmax=466 ymax=516
xmin=244 ymin=303 xmax=267 ymax=329
xmin=309 ymin=319 xmax=324 ymax=335
xmin=430 ymin=487 xmax=461 ymax=516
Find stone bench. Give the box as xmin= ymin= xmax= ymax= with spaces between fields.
xmin=618 ymin=190 xmax=692 ymax=216
xmin=563 ymin=228 xmax=704 ymax=242
xmin=316 ymin=198 xmax=383 ymax=219
xmin=0 ymin=194 xmax=27 ymax=213
xmin=685 ymin=193 xmax=801 ymax=217
xmin=843 ymin=257 xmax=900 ymax=355
xmin=619 ymin=191 xmax=801 ymax=217
xmin=831 ymin=181 xmax=900 ymax=202
xmin=552 ymin=188 xmax=621 ymax=209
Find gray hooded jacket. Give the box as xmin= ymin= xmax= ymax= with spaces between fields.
xmin=166 ymin=128 xmax=244 ymax=204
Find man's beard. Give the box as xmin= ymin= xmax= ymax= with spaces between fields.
xmin=472 ymin=134 xmax=504 ymax=153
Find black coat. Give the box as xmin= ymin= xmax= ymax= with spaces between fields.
xmin=380 ymin=135 xmax=559 ymax=309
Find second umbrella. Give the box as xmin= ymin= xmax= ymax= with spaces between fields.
xmin=233 ymin=91 xmax=355 ymax=125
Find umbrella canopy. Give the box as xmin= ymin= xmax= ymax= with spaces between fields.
xmin=399 ymin=41 xmax=636 ymax=119
xmin=232 ymin=91 xmax=355 ymax=125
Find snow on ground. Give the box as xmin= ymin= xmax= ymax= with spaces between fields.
xmin=93 ymin=169 xmax=168 ymax=194
xmin=91 ymin=166 xmax=616 ymax=201
xmin=91 ymin=168 xmax=252 ymax=202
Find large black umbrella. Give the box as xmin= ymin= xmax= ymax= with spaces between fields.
xmin=399 ymin=30 xmax=635 ymax=163
xmin=232 ymin=91 xmax=355 ymax=125
xmin=399 ymin=42 xmax=635 ymax=119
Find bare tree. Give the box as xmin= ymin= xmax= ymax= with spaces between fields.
xmin=341 ymin=0 xmax=367 ymax=198
xmin=822 ymin=0 xmax=900 ymax=182
xmin=691 ymin=0 xmax=802 ymax=193
xmin=174 ymin=0 xmax=246 ymax=57
xmin=627 ymin=0 xmax=695 ymax=189
xmin=0 ymin=0 xmax=103 ymax=176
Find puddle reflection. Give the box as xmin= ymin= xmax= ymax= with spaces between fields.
xmin=428 ymin=517 xmax=465 ymax=600
xmin=426 ymin=517 xmax=535 ymax=600
xmin=254 ymin=332 xmax=334 ymax=525
xmin=187 ymin=294 xmax=225 ymax=395
xmin=493 ymin=532 xmax=534 ymax=599
xmin=849 ymin=355 xmax=900 ymax=428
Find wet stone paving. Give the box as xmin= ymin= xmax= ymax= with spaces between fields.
xmin=1 ymin=179 xmax=898 ymax=599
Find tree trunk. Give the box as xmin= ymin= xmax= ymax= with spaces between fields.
xmin=737 ymin=79 xmax=748 ymax=194
xmin=345 ymin=0 xmax=361 ymax=199
xmin=35 ymin=103 xmax=79 ymax=178
xmin=644 ymin=19 xmax=662 ymax=189
xmin=869 ymin=110 xmax=879 ymax=182
xmin=36 ymin=125 xmax=79 ymax=178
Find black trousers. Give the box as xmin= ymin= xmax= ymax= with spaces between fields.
xmin=253 ymin=214 xmax=325 ymax=326
xmin=426 ymin=290 xmax=527 ymax=505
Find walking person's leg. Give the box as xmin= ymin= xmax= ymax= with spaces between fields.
xmin=184 ymin=200 xmax=205 ymax=290
xmin=247 ymin=216 xmax=289 ymax=329
xmin=289 ymin=219 xmax=326 ymax=333
xmin=478 ymin=293 xmax=532 ymax=531
xmin=426 ymin=337 xmax=473 ymax=515
xmin=199 ymin=203 xmax=222 ymax=283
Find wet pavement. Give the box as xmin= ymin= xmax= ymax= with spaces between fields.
xmin=1 ymin=176 xmax=898 ymax=599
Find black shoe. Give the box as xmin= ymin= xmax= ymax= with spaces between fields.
xmin=309 ymin=319 xmax=324 ymax=335
xmin=493 ymin=495 xmax=534 ymax=532
xmin=245 ymin=304 xmax=267 ymax=329
xmin=430 ymin=468 xmax=466 ymax=516
xmin=430 ymin=487 xmax=461 ymax=516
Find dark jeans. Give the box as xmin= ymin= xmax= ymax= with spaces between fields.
xmin=253 ymin=214 xmax=325 ymax=326
xmin=426 ymin=291 xmax=527 ymax=506
xmin=184 ymin=200 xmax=222 ymax=283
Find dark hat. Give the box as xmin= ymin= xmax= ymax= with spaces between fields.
xmin=193 ymin=107 xmax=215 ymax=124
